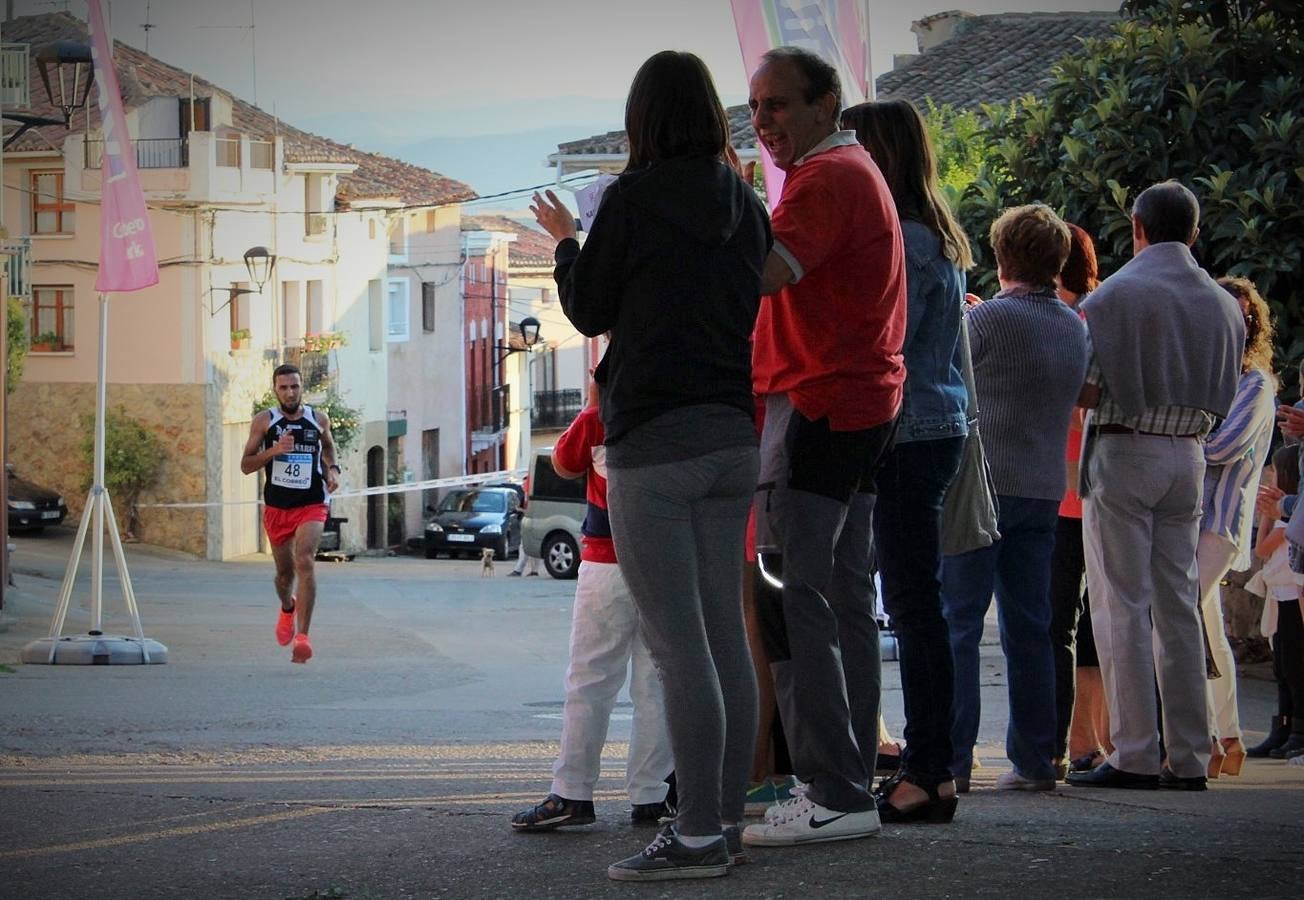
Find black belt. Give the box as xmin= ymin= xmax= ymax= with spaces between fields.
xmin=1097 ymin=423 xmax=1198 ymax=438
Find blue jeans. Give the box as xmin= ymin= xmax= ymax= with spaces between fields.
xmin=872 ymin=435 xmax=965 ymax=782
xmin=942 ymin=495 xmax=1060 ymax=781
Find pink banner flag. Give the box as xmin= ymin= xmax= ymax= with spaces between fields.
xmin=730 ymin=0 xmax=872 ymax=207
xmin=88 ymin=0 xmax=159 ymax=293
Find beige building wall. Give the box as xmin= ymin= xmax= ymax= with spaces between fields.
xmin=6 ymin=129 xmax=392 ymax=559
xmin=8 ymin=382 xmax=211 ymax=556
xmin=389 ymin=206 xmax=467 ymax=541
xmin=507 ymin=270 xmax=596 ymax=456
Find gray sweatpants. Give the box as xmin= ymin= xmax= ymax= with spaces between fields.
xmin=754 ymin=393 xmax=894 ymax=813
xmin=606 ymin=445 xmax=760 ymax=837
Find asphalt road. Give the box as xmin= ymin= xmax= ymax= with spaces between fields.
xmin=0 ymin=527 xmax=1300 ymax=899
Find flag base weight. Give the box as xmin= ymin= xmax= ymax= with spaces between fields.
xmin=21 ymin=634 xmax=167 ymax=665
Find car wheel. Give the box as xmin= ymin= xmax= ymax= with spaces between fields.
xmin=424 ymin=545 xmax=437 ymax=559
xmin=494 ymin=538 xmax=508 ymax=561
xmin=542 ymin=531 xmax=580 ymax=580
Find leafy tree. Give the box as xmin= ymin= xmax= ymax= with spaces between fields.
xmin=958 ymin=0 xmax=1304 ymax=357
xmin=922 ymin=100 xmax=986 ymax=208
xmin=1122 ymin=0 xmax=1302 ymax=31
xmin=6 ymin=298 xmax=27 ymax=393
xmin=80 ymin=408 xmax=165 ymax=540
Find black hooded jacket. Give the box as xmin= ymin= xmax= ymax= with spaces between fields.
xmin=553 ymin=156 xmax=772 ymax=445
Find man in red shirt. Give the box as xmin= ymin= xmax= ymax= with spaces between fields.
xmin=742 ymin=46 xmax=906 ymax=848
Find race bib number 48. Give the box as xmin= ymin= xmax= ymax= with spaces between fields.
xmin=271 ymin=452 xmax=313 ymax=490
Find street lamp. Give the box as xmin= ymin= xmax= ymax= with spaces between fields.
xmin=2 ymin=42 xmax=95 ymax=149
xmin=36 ymin=41 xmax=94 ymax=126
xmin=208 ymin=245 xmax=277 ymax=316
xmin=497 ymin=315 xmax=541 ymax=360
xmin=495 ymin=316 xmax=542 ymax=476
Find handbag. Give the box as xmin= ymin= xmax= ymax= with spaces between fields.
xmin=941 ymin=316 xmax=1000 ymax=556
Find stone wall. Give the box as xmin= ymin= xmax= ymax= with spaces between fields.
xmin=9 ymin=382 xmax=210 ymax=556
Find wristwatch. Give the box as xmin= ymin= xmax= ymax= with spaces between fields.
xmin=328 ymin=464 xmax=342 ymax=473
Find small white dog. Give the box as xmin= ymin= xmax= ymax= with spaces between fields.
xmin=480 ymin=547 xmax=496 ymax=577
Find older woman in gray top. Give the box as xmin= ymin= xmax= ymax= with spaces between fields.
xmin=941 ymin=204 xmax=1089 ymax=792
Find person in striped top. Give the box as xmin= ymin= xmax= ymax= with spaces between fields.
xmin=941 ymin=204 xmax=1089 ymax=792
xmin=1196 ymin=276 xmax=1278 ymax=778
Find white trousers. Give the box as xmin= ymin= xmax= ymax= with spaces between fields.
xmin=1083 ymin=433 xmax=1211 ymax=778
xmin=1197 ymin=531 xmax=1243 ymax=740
xmin=513 ymin=551 xmax=541 ymax=575
xmin=551 ymin=560 xmax=673 ymax=803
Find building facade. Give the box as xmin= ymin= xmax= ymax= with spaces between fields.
xmin=3 ymin=12 xmax=474 ymax=559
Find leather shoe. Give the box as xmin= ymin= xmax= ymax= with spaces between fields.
xmin=1159 ymin=768 xmax=1207 ymax=791
xmin=1269 ymin=733 xmax=1304 ymax=759
xmin=1065 ymin=762 xmax=1158 ymax=790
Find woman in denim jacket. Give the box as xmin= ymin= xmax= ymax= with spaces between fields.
xmin=842 ymin=99 xmax=972 ymax=822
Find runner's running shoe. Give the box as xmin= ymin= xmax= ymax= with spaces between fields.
xmin=275 ymin=598 xmax=296 ymax=646
xmin=291 ymin=633 xmax=313 ymax=663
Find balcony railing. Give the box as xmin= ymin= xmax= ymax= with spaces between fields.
xmin=281 ymin=347 xmax=332 ymax=391
xmin=84 ymin=137 xmax=189 ymax=170
xmin=532 ymin=388 xmax=583 ymax=430
xmin=1 ymin=43 xmax=29 ymax=109
xmin=471 ymin=384 xmax=510 ymax=434
xmin=4 ymin=237 xmax=31 ymax=299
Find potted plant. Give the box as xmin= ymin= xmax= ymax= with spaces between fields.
xmin=230 ymin=328 xmax=251 ymax=350
xmin=302 ymin=331 xmax=346 ymax=353
xmin=30 ymin=331 xmax=62 ymax=352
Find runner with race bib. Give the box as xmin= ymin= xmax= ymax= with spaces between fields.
xmin=240 ymin=363 xmax=341 ymax=663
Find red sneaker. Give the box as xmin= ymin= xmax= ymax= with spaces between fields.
xmin=275 ymin=599 xmax=296 ymax=646
xmin=291 ymin=633 xmax=313 ymax=664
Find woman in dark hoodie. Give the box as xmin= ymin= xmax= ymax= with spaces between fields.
xmin=532 ymin=50 xmax=772 ymax=882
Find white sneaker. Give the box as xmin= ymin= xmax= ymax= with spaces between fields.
xmin=763 ymin=780 xmax=807 ymax=822
xmin=743 ymin=794 xmax=881 ymax=846
xmin=995 ymin=770 xmax=1056 ymax=791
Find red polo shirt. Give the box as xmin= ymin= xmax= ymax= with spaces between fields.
xmin=752 ymin=139 xmax=906 ymax=431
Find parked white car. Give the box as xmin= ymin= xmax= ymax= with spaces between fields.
xmin=520 ymin=448 xmax=585 ymax=579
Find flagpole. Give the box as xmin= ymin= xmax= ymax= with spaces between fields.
xmin=26 ymin=290 xmax=159 ymax=664
xmin=90 ymin=293 xmax=107 ymax=633
xmin=20 ymin=0 xmax=164 ymax=665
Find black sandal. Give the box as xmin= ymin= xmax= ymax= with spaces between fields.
xmin=874 ymin=770 xmax=958 ymax=824
xmin=510 ymin=793 xmax=596 ymax=831
xmin=1069 ymin=749 xmax=1106 ymax=773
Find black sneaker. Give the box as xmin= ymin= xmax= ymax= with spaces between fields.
xmin=1158 ymin=768 xmax=1207 ymax=791
xmin=631 ymin=800 xmax=673 ymax=825
xmin=510 ymin=794 xmax=596 ymax=831
xmin=607 ymin=825 xmax=729 ymax=882
xmin=723 ymin=824 xmax=747 ymax=866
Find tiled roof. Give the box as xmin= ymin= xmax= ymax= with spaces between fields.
xmin=2 ymin=12 xmax=475 ymax=207
xmin=462 ymin=215 xmax=557 ymax=269
xmin=877 ymin=12 xmax=1118 ymax=111
xmin=552 ymin=11 xmax=1117 ymax=160
xmin=555 ymin=104 xmax=759 ymax=158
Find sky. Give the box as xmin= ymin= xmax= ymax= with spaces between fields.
xmin=9 ymin=0 xmax=1121 ymax=212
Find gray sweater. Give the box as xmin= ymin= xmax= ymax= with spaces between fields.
xmin=968 ymin=288 xmax=1089 ymax=501
xmin=1079 ymin=242 xmax=1242 ymax=418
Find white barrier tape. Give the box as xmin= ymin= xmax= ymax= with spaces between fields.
xmin=136 ymin=469 xmax=527 ymax=510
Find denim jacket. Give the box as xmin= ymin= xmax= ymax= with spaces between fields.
xmin=896 ymin=219 xmax=969 ymax=443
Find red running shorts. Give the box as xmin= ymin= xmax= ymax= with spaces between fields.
xmin=263 ymin=503 xmax=329 ymax=547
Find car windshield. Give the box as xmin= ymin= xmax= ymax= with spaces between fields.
xmin=438 ymin=490 xmax=505 ymax=513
